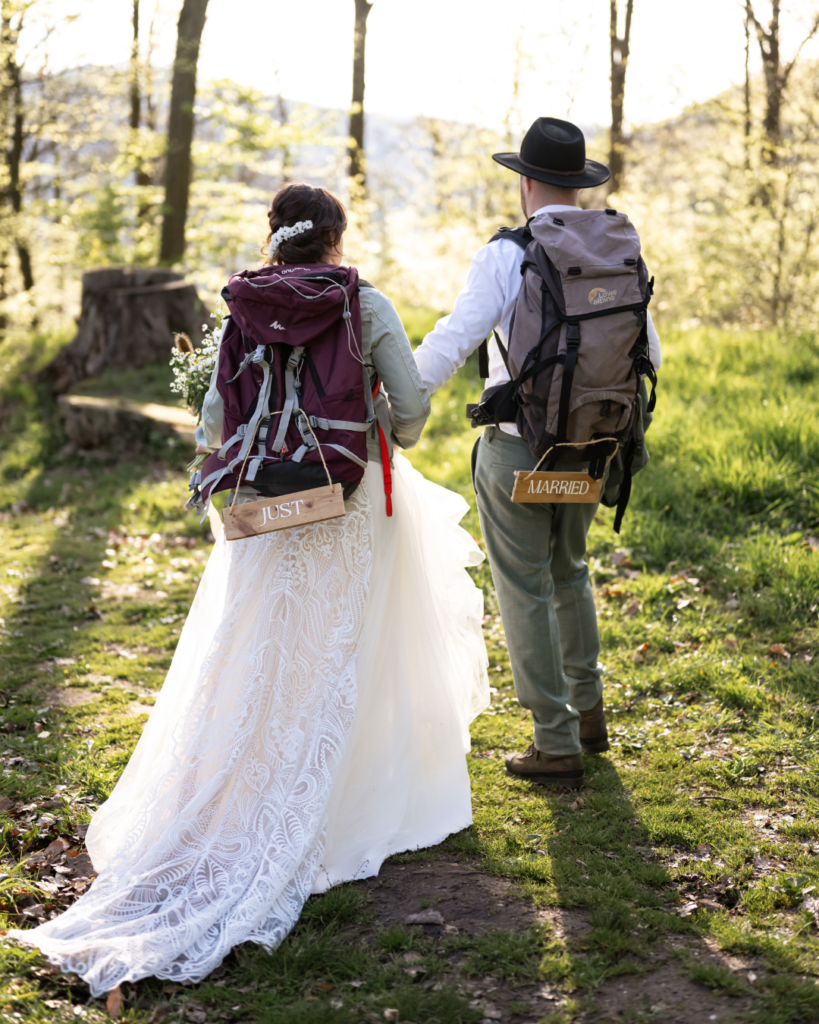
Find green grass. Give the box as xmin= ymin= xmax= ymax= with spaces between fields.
xmin=0 ymin=323 xmax=817 ymax=1021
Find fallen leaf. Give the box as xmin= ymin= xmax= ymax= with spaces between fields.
xmin=724 ymin=638 xmax=738 ymax=650
xmin=106 ymin=987 xmax=122 ymax=1019
xmin=383 ymin=1011 xmax=400 ymax=1022
xmin=612 ymin=548 xmax=632 ymax=567
xmin=676 ymin=598 xmax=692 ymax=610
xmin=0 ymin=796 xmax=13 ymax=812
xmin=623 ymin=599 xmax=641 ymax=617
xmin=43 ymin=837 xmax=71 ymax=858
xmin=770 ymin=643 xmax=791 ymax=659
xmin=315 ymin=983 xmax=335 ymax=992
xmin=633 ymin=642 xmax=650 ymax=665
xmin=753 ymin=855 xmax=772 ymax=871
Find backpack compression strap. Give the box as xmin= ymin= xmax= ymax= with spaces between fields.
xmin=477 ymin=226 xmax=533 ymax=378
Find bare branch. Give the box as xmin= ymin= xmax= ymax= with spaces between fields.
xmin=783 ymin=10 xmax=819 ymax=84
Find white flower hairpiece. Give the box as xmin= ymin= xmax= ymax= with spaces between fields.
xmin=269 ymin=219 xmax=313 ymax=252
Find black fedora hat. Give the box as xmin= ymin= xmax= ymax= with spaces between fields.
xmin=493 ymin=117 xmax=610 ymax=189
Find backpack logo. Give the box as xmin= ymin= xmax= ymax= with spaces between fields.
xmin=588 ymin=287 xmax=617 ymax=306
xmin=269 ymin=320 xmax=286 ymax=330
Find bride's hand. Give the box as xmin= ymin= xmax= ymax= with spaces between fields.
xmin=195 ymin=445 xmax=210 ymax=455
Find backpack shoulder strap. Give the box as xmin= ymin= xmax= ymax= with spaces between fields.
xmin=487 ymin=224 xmax=532 ymax=250
xmin=476 ymin=226 xmax=533 ymax=378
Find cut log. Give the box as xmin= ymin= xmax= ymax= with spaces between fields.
xmin=41 ymin=267 xmax=205 ymax=394
xmin=58 ymin=395 xmax=197 ymax=451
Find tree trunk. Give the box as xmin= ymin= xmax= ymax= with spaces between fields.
xmin=160 ymin=0 xmax=209 ymax=264
xmin=348 ymin=0 xmax=373 ymax=188
xmin=130 ymin=0 xmax=140 ymax=133
xmin=130 ymin=0 xmax=153 ymax=229
xmin=744 ymin=11 xmax=751 ymax=170
xmin=2 ymin=6 xmax=31 ymax=292
xmin=608 ymin=0 xmax=634 ymax=196
xmin=277 ymin=93 xmax=291 ymax=183
xmin=745 ymin=0 xmax=819 ymax=164
xmin=39 ymin=268 xmax=205 ymax=393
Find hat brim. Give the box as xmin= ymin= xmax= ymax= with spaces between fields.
xmin=492 ymin=152 xmax=611 ymax=189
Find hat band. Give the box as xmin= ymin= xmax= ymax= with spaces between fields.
xmin=517 ymin=154 xmax=586 ymax=176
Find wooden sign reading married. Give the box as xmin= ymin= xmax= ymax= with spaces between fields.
xmin=511 ymin=470 xmax=603 ymax=504
xmin=223 ymin=484 xmax=346 ymax=541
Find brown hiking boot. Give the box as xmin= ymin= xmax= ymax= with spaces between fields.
xmin=579 ymin=698 xmax=609 ymax=754
xmin=505 ymin=745 xmax=585 ymax=789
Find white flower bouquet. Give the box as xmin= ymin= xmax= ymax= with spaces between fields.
xmin=170 ymin=311 xmax=223 ymax=422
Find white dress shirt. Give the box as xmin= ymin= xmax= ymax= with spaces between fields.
xmin=414 ymin=204 xmax=662 ymax=436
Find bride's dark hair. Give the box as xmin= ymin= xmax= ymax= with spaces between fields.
xmin=264 ymin=182 xmax=347 ymax=265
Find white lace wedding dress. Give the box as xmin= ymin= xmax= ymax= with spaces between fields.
xmin=12 ymin=455 xmax=489 ymax=996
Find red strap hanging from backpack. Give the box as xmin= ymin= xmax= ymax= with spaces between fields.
xmin=372 ymin=382 xmax=393 ymax=517
xmin=376 ymin=420 xmax=393 ymax=517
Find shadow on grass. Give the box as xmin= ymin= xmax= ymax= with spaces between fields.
xmin=459 ymin=698 xmax=813 ymax=1021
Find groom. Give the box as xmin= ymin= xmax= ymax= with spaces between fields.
xmin=414 ymin=117 xmax=661 ymax=789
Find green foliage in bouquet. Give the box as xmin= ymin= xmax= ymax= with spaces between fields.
xmin=170 ymin=309 xmax=224 ymax=422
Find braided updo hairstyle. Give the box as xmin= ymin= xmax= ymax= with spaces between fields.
xmin=264 ymin=182 xmax=347 ymax=265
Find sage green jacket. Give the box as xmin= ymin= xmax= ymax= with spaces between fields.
xmin=196 ymin=284 xmax=430 ymax=463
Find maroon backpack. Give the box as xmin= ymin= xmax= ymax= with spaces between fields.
xmin=190 ymin=263 xmax=376 ymax=512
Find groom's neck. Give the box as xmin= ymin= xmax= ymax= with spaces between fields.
xmin=520 ymin=177 xmax=579 ymax=218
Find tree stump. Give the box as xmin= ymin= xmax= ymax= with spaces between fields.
xmin=40 ymin=267 xmax=205 ymax=393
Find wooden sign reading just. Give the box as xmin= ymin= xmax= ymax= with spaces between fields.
xmin=511 ymin=470 xmax=603 ymax=504
xmin=223 ymin=484 xmax=346 ymax=541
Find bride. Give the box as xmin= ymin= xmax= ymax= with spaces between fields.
xmin=13 ymin=182 xmax=489 ymax=996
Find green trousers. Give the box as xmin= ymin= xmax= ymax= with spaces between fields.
xmin=472 ymin=427 xmax=603 ymax=756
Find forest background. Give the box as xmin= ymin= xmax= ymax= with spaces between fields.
xmin=0 ymin=0 xmax=819 ymax=337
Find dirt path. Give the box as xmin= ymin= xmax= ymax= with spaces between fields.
xmin=351 ymin=856 xmax=753 ymax=1024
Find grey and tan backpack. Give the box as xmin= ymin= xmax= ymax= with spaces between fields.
xmin=468 ymin=207 xmax=657 ymax=531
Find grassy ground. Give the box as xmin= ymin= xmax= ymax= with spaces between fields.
xmin=0 ymin=321 xmax=817 ymax=1022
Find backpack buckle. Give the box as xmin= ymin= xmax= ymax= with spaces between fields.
xmin=566 ymin=323 xmax=581 ymax=348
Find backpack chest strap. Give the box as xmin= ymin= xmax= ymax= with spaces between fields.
xmin=308 ymin=415 xmax=370 ymax=432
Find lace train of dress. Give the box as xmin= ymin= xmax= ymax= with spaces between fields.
xmin=10 ymin=456 xmax=489 ymax=996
